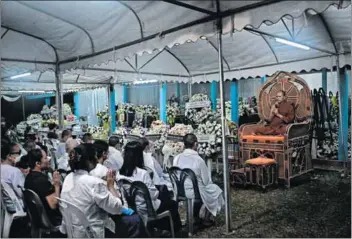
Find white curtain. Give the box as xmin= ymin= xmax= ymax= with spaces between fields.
xmin=78 ymin=87 xmax=108 ymax=126
xmin=1 ymin=95 xmax=21 ymax=102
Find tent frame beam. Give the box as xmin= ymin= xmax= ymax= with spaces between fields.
xmin=162 ymin=0 xmax=216 ymax=15
xmin=206 ymin=39 xmax=231 ymax=70
xmin=317 ymin=13 xmax=338 ymax=54
xmin=244 ymin=27 xmax=337 ymax=55
xmin=18 ymin=1 xmax=95 ymax=53
xmin=1 ymin=25 xmax=59 ymax=62
xmin=117 ymin=1 xmax=144 ymax=38
xmin=1 ymin=58 xmax=56 ymax=65
xmin=165 ymin=49 xmax=191 ymax=76
xmin=138 ymin=49 xmax=165 ymax=71
xmin=58 ymin=0 xmax=283 ymax=65
xmin=81 ymin=67 xmax=190 ymax=78
xmin=1 ymin=29 xmax=9 ymax=39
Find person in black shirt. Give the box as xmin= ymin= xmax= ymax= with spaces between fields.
xmin=24 ymin=149 xmax=62 ymax=226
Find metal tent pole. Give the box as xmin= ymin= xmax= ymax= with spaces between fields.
xmin=22 ymin=95 xmax=25 ymax=121
xmin=216 ymin=1 xmax=231 ymax=233
xmin=350 ymin=4 xmax=352 ymax=162
xmin=55 ymin=64 xmax=63 ymax=128
xmin=336 ymin=56 xmax=346 ymax=161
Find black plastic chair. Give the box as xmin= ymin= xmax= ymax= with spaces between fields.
xmin=116 ymin=179 xmax=136 ymax=210
xmin=144 ymin=166 xmax=154 ymax=180
xmin=130 ymin=181 xmax=175 ymax=238
xmin=179 ymin=168 xmax=202 ymax=236
xmin=22 ymin=189 xmax=59 ymax=238
xmin=167 ymin=166 xmax=184 ymax=201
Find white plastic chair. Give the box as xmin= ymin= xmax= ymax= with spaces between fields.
xmin=56 ymin=197 xmax=97 ymax=238
xmin=1 ymin=182 xmax=26 ymax=238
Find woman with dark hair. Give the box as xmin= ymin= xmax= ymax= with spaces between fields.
xmin=60 ymin=144 xmax=144 ymax=238
xmin=118 ymin=141 xmax=182 ymax=235
xmin=139 ymin=138 xmax=173 ymax=196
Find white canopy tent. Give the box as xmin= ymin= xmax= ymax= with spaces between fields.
xmin=1 ymin=0 xmax=351 ymax=232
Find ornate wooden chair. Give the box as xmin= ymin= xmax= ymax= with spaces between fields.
xmin=233 ymin=71 xmax=313 ymax=188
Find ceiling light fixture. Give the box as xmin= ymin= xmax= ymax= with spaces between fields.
xmin=18 ymin=90 xmax=45 ymax=93
xmin=10 ymin=72 xmax=31 ymax=79
xmin=133 ymin=79 xmax=158 ymax=85
xmin=275 ymin=38 xmax=310 ymax=50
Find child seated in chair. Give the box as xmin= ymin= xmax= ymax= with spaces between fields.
xmin=255 ymin=90 xmax=295 ymax=135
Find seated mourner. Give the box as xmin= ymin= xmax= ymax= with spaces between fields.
xmin=25 ymin=148 xmax=62 ymax=226
xmin=105 ymin=136 xmax=124 ymax=171
xmin=61 ymin=144 xmax=145 ymax=238
xmin=173 ymin=133 xmax=225 ymax=226
xmin=1 ymin=143 xmax=25 ymax=201
xmin=140 ymin=138 xmax=173 ymax=192
xmin=117 ymin=141 xmax=182 ymax=235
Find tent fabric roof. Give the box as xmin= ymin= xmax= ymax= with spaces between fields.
xmin=1 ymin=0 xmax=351 ymax=90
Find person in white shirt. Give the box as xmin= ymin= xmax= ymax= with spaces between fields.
xmin=56 ymin=130 xmax=72 ymax=159
xmin=1 ymin=143 xmax=25 ymax=200
xmin=90 ymin=140 xmax=110 ymax=179
xmin=61 ymin=144 xmax=145 ymax=238
xmin=118 ymin=141 xmax=182 ymax=234
xmin=139 ymin=138 xmax=173 ymax=194
xmin=57 ymin=138 xmax=78 ymax=172
xmin=173 ymin=133 xmax=225 ymax=225
xmin=104 ymin=136 xmax=124 ymax=171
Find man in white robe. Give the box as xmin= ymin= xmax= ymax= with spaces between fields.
xmin=173 ymin=133 xmax=224 ymax=224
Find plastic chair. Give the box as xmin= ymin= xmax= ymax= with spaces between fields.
xmin=1 ymin=182 xmax=26 ymax=238
xmin=144 ymin=166 xmax=154 ymax=180
xmin=167 ymin=166 xmax=184 ymax=201
xmin=22 ymin=189 xmax=59 ymax=238
xmin=116 ymin=179 xmax=136 ymax=210
xmin=130 ymin=181 xmax=175 ymax=238
xmin=180 ymin=168 xmax=202 ymax=236
xmin=56 ymin=197 xmax=97 ymax=238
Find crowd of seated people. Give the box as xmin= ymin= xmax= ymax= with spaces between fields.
xmin=1 ymin=122 xmax=224 ymax=238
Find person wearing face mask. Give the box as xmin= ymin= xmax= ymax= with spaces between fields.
xmin=24 ymin=149 xmax=62 ymax=226
xmin=1 ymin=143 xmax=25 ymax=200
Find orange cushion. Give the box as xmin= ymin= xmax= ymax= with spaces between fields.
xmin=245 ymin=157 xmax=276 ymax=165
xmin=241 ymin=135 xmax=284 ymax=141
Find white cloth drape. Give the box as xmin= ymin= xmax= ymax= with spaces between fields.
xmin=1 ymin=95 xmax=21 ymax=102
xmin=78 ymin=88 xmax=108 ymax=126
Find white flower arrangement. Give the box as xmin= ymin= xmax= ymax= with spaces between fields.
xmin=168 ymin=124 xmax=193 ymax=136
xmin=147 ymin=120 xmax=168 ymax=135
xmin=195 ymin=121 xmax=222 ymax=157
xmin=63 ymin=103 xmax=73 ymax=116
xmin=190 ymin=93 xmax=209 ymax=102
xmin=130 ymin=126 xmax=146 ymax=137
xmin=27 ymin=114 xmax=42 ymax=121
